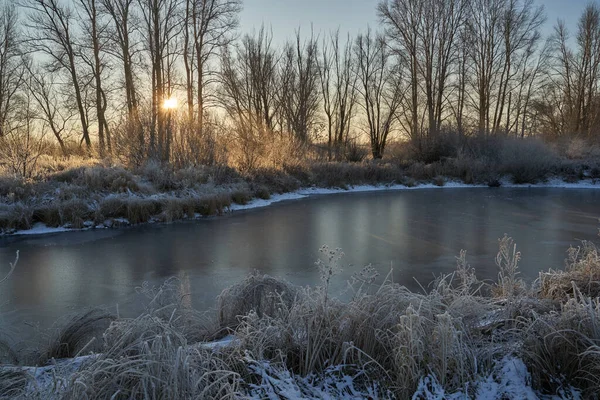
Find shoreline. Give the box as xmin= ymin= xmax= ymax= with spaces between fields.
xmin=8 ymin=177 xmax=600 ymax=237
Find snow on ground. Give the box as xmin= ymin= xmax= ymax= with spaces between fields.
xmin=411 ymin=356 xmax=581 ymax=400
xmin=13 ymin=222 xmax=73 ymax=236
xmin=228 ymin=192 xmax=308 ymax=211
xmin=1 ymin=339 xmax=584 ymax=399
xmin=199 ymin=334 xmax=238 ymax=349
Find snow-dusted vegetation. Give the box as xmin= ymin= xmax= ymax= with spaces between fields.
xmin=1 ymin=237 xmax=599 ymax=399
xmin=1 ymin=141 xmax=600 ymax=236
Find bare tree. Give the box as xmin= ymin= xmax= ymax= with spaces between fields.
xmin=510 ymin=36 xmax=550 ymax=137
xmin=0 ymin=74 xmax=47 ymax=178
xmin=378 ymin=0 xmax=421 ymax=145
xmin=551 ymin=4 xmax=600 ymax=137
xmin=100 ymin=0 xmax=139 ymax=117
xmin=355 ymin=29 xmax=404 ymax=159
xmin=23 ymin=0 xmax=92 ymax=151
xmin=0 ymin=2 xmax=24 ymax=138
xmin=183 ymin=0 xmax=241 ymax=129
xmin=138 ymin=0 xmax=182 ymax=161
xmin=465 ymin=0 xmax=545 ymax=136
xmin=279 ymin=30 xmax=321 ymax=142
xmin=318 ymin=31 xmax=357 ymax=160
xmin=379 ymin=0 xmax=468 ymax=145
xmin=220 ymin=27 xmax=279 ymax=132
xmin=99 ymin=0 xmax=145 ymax=158
xmin=23 ymin=62 xmax=74 ymax=155
xmin=78 ymin=0 xmax=112 ymax=156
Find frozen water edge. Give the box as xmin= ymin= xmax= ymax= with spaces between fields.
xmin=229 ymin=178 xmax=600 ymax=212
xmin=10 ymin=179 xmax=600 ymax=236
xmin=13 ymin=222 xmax=74 ymax=236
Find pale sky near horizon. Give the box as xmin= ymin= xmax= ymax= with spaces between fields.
xmin=238 ymin=0 xmax=593 ymax=42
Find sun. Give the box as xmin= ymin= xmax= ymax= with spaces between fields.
xmin=163 ymin=97 xmax=178 ymax=110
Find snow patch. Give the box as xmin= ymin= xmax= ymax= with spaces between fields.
xmin=475 ymin=357 xmax=538 ymax=400
xmin=246 ymin=359 xmax=384 ymax=399
xmin=229 ymin=192 xmax=308 ymax=211
xmin=413 ymin=356 xmax=581 ymax=400
xmin=13 ymin=222 xmax=72 ymax=236
xmin=200 ymin=335 xmax=238 ymax=349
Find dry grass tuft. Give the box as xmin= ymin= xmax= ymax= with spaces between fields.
xmin=230 ymin=189 xmax=252 ymax=205
xmin=57 ymin=278 xmax=235 ymax=399
xmin=521 ymin=290 xmax=600 ymax=397
xmin=540 ymin=240 xmax=600 ymax=300
xmin=0 ymin=369 xmax=29 ymax=398
xmin=492 ymin=235 xmax=527 ymax=298
xmin=39 ymin=309 xmax=115 ymax=365
xmin=62 ymin=316 xmax=240 ymax=399
xmin=217 ymin=272 xmax=301 ymax=330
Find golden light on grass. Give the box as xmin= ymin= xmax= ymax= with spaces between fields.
xmin=163 ymin=97 xmax=178 ymax=110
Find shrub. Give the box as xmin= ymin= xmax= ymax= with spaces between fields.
xmin=499 ymin=139 xmax=558 ymax=184
xmin=309 ymin=162 xmax=365 ymax=188
xmin=0 ymin=203 xmax=34 ymax=231
xmin=230 ymin=189 xmax=252 ymax=205
xmin=344 ymin=141 xmax=368 ymax=163
xmin=98 ymin=197 xmax=127 ymax=220
xmin=283 ymin=164 xmax=312 ymax=185
xmin=249 ymin=168 xmax=301 ymax=193
xmin=59 ymin=198 xmax=91 ymax=228
xmin=34 ymin=204 xmax=62 ymax=227
xmin=0 ymin=177 xmax=33 ymax=201
xmin=173 ymin=166 xmax=210 ymax=187
xmin=251 ymin=185 xmax=270 ymax=200
xmin=564 ymin=137 xmax=600 ymax=160
xmin=194 ymin=194 xmax=231 ymax=216
xmin=139 ymin=160 xmax=180 ymax=191
xmin=128 ymin=198 xmax=161 ymax=224
xmin=160 ymin=198 xmax=187 ymax=222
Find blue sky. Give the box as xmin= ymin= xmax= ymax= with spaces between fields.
xmin=238 ymin=0 xmax=592 ymax=42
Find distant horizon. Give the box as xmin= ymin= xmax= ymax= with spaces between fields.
xmin=238 ymin=0 xmax=590 ymax=42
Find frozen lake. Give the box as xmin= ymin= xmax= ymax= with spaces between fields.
xmin=1 ymin=187 xmax=599 ymax=331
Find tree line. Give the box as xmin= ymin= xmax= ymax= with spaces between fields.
xmin=0 ymin=0 xmax=599 ymax=168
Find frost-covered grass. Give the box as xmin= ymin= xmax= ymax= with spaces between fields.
xmin=2 ymin=235 xmax=600 ymax=399
xmin=1 ymin=153 xmax=600 ymax=235
xmin=3 ymin=134 xmax=600 ymax=235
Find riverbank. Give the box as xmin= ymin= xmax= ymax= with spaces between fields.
xmin=1 ymin=236 xmax=598 ymax=399
xmin=2 ymin=156 xmax=600 ymax=236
